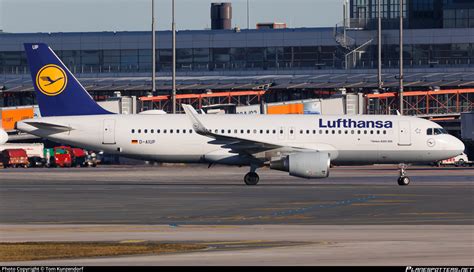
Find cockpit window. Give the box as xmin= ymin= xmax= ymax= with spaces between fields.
xmin=434 ymin=128 xmax=447 ymax=135
xmin=427 ymin=128 xmax=447 ymax=135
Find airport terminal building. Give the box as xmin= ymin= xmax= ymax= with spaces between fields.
xmin=0 ymin=0 xmax=473 ymax=116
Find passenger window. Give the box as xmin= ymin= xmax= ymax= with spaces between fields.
xmin=253 ymin=129 xmax=257 ymax=134
xmin=325 ymin=130 xmax=329 ymax=134
xmin=215 ymin=129 xmax=218 ymax=133
xmin=221 ymin=129 xmax=225 ymax=134
xmin=170 ymin=129 xmax=174 ymax=134
xmin=189 ymin=129 xmax=193 ymax=133
xmin=138 ymin=129 xmax=141 ymax=133
xmin=383 ymin=130 xmax=386 ymax=134
xmin=151 ymin=129 xmax=154 ymax=133
xmin=272 ymin=130 xmax=276 ymax=134
xmin=338 ymin=130 xmax=342 ymax=134
xmin=260 ymin=129 xmax=263 ymax=134
xmin=131 ymin=129 xmax=135 ymax=133
xmin=306 ymin=130 xmax=310 ymax=134
xmin=357 ymin=130 xmax=361 ymax=134
xmin=313 ymin=130 xmax=316 ymax=134
xmin=176 ymin=130 xmax=180 ymax=134
xmin=241 ymin=129 xmax=244 ymax=134
xmin=332 ymin=130 xmax=335 ymax=134
xmin=370 ymin=130 xmax=373 ymax=134
xmin=319 ymin=130 xmax=323 ymax=134
xmin=228 ymin=129 xmax=231 ymax=134
xmin=345 ymin=130 xmax=348 ymax=134
xmin=183 ymin=129 xmax=186 ymax=134
xmin=351 ymin=130 xmax=355 ymax=134
xmin=376 ymin=130 xmax=380 ymax=134
xmin=299 ymin=130 xmax=303 ymax=134
xmin=364 ymin=131 xmax=367 ymax=134
xmin=290 ymin=130 xmax=294 ymax=134
xmin=163 ymin=129 xmax=167 ymax=134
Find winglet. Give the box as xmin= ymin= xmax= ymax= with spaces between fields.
xmin=182 ymin=104 xmax=209 ymax=135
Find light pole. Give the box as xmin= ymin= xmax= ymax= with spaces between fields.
xmin=378 ymin=0 xmax=382 ymax=91
xmin=172 ymin=0 xmax=176 ymax=114
xmin=151 ymin=0 xmax=156 ymax=95
xmin=247 ymin=0 xmax=250 ymax=29
xmin=399 ymin=0 xmax=404 ymax=115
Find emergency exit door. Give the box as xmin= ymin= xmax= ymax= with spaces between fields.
xmin=103 ymin=119 xmax=116 ymax=144
xmin=398 ymin=120 xmax=411 ymax=146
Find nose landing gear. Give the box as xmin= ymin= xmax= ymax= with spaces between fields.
xmin=397 ymin=163 xmax=411 ymax=186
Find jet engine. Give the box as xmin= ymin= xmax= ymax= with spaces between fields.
xmin=270 ymin=152 xmax=330 ymax=179
xmin=0 ymin=128 xmax=8 ymax=145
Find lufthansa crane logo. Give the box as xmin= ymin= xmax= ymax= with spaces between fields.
xmin=35 ymin=64 xmax=68 ymax=96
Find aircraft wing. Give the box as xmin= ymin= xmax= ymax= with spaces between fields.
xmin=22 ymin=121 xmax=72 ymax=132
xmin=182 ymin=104 xmax=303 ymax=154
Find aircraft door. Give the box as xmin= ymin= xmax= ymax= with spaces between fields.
xmin=398 ymin=120 xmax=411 ymax=146
xmin=103 ymin=119 xmax=116 ymax=144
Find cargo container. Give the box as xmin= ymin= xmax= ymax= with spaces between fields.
xmin=267 ymin=103 xmax=304 ymax=114
xmin=0 ymin=106 xmax=35 ymax=131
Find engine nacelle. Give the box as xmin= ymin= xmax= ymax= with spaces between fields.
xmin=0 ymin=128 xmax=8 ymax=145
xmin=270 ymin=152 xmax=330 ymax=179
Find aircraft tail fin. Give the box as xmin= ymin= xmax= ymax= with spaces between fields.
xmin=24 ymin=43 xmax=112 ymax=117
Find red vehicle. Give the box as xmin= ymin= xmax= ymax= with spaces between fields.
xmin=52 ymin=146 xmax=88 ymax=167
xmin=53 ymin=146 xmax=72 ymax=167
xmin=72 ymin=148 xmax=87 ymax=167
xmin=1 ymin=149 xmax=29 ymax=168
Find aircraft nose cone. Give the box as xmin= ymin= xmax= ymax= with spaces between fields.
xmin=0 ymin=128 xmax=8 ymax=145
xmin=452 ymin=137 xmax=465 ymax=155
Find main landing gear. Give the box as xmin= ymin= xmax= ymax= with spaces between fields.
xmin=397 ymin=163 xmax=411 ymax=186
xmin=244 ymin=165 xmax=260 ymax=185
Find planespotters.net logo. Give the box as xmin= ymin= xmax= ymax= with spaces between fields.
xmin=406 ymin=267 xmax=474 ymax=272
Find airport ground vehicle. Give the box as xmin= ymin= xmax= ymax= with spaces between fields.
xmin=44 ymin=146 xmax=88 ymax=167
xmin=0 ymin=143 xmax=44 ymax=167
xmin=1 ymin=149 xmax=29 ymax=168
xmin=435 ymin=153 xmax=473 ymax=167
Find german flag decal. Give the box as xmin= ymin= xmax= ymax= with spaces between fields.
xmin=131 ymin=140 xmax=138 ymax=144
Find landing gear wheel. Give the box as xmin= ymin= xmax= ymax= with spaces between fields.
xmin=397 ymin=176 xmax=410 ymax=186
xmin=244 ymin=172 xmax=259 ymax=186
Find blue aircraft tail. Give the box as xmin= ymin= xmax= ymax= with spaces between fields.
xmin=24 ymin=43 xmax=112 ymax=117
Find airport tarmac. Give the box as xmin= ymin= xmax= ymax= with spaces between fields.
xmin=0 ymin=165 xmax=472 ymax=225
xmin=0 ymin=165 xmax=473 ymax=265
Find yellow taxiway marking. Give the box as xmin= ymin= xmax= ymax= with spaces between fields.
xmin=119 ymin=240 xmax=146 ymax=244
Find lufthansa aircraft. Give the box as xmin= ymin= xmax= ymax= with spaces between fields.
xmin=17 ymin=43 xmax=465 ymax=186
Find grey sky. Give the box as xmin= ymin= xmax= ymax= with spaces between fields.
xmin=0 ymin=0 xmax=342 ymax=33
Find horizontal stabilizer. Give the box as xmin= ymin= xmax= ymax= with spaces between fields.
xmin=23 ymin=121 xmax=72 ymax=132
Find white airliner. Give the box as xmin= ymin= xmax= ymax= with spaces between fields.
xmin=16 ymin=43 xmax=465 ymax=186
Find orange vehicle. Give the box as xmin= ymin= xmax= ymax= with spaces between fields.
xmin=1 ymin=149 xmax=29 ymax=168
